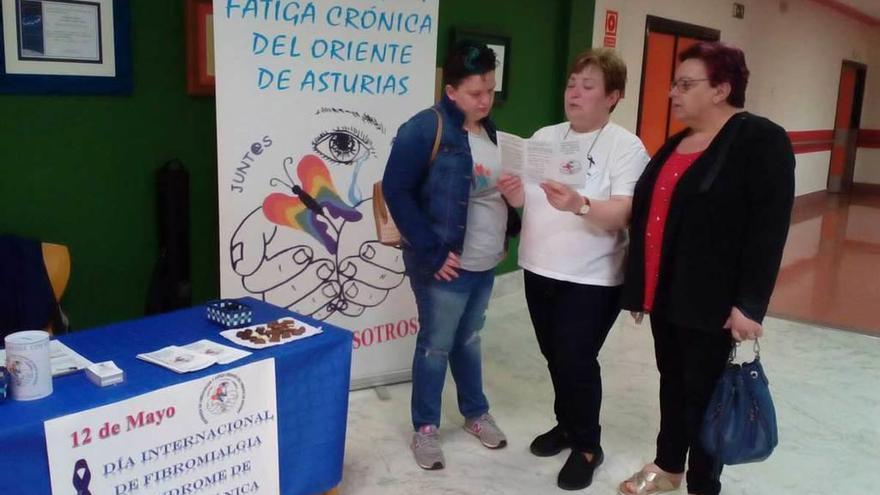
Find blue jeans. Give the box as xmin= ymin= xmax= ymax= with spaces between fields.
xmin=409 ymin=269 xmax=494 ymax=429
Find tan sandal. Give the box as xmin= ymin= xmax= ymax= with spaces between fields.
xmin=617 ymin=468 xmax=682 ymax=495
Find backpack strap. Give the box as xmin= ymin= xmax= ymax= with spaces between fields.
xmin=429 ymin=107 xmax=443 ymax=164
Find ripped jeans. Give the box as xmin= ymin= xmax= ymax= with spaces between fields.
xmin=409 ymin=268 xmax=495 ymax=430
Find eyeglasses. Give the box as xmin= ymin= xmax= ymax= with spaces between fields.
xmin=670 ymin=78 xmax=709 ymax=93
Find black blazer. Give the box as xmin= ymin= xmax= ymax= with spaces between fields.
xmin=621 ymin=112 xmax=795 ymax=331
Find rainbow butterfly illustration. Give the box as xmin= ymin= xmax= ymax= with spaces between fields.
xmin=263 ymin=155 xmax=362 ymax=254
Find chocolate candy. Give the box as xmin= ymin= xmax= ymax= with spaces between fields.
xmin=236 ymin=319 xmax=308 ymax=346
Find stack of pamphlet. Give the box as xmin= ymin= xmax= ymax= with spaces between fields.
xmin=85 ymin=361 xmax=125 ymax=387
xmin=136 ymin=340 xmax=251 ymax=373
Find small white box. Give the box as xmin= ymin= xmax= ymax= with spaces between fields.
xmin=86 ymin=361 xmax=124 ymax=387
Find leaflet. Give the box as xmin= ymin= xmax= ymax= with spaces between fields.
xmin=497 ymin=131 xmax=589 ymax=185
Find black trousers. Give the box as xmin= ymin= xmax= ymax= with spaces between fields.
xmin=650 ymin=314 xmax=734 ymax=495
xmin=524 ymin=270 xmax=621 ymax=452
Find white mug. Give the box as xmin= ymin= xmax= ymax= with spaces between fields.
xmin=4 ymin=330 xmax=53 ymax=401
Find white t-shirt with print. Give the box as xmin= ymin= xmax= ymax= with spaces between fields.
xmin=518 ymin=121 xmax=650 ymax=286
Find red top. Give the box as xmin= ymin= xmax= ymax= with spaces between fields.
xmin=643 ymin=150 xmax=702 ymax=312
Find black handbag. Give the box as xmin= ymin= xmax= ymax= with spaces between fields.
xmin=701 ymin=340 xmax=779 ymax=465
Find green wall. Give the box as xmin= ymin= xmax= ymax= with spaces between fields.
xmin=439 ymin=0 xmax=596 ymax=273
xmin=0 ymin=2 xmax=218 ymax=329
xmin=0 ymin=1 xmax=595 ymax=329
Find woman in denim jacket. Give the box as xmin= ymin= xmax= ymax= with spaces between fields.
xmin=383 ymin=40 xmax=519 ymax=470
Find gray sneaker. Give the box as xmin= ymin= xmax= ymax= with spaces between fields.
xmin=411 ymin=425 xmax=445 ymax=470
xmin=464 ymin=413 xmax=508 ymax=449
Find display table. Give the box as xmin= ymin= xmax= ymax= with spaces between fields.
xmin=0 ymin=298 xmax=352 ymax=495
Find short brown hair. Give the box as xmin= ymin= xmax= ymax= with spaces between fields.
xmin=568 ymin=48 xmax=628 ymax=97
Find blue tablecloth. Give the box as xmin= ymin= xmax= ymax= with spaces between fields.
xmin=0 ymin=298 xmax=352 ymax=495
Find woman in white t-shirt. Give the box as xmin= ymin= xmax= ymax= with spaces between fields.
xmin=498 ymin=48 xmax=649 ymax=491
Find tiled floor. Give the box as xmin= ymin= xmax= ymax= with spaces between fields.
xmin=340 ymin=278 xmax=880 ymax=494
xmin=770 ymin=191 xmax=880 ymax=335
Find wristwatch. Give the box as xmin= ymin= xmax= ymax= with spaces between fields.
xmin=575 ymin=196 xmax=591 ymax=216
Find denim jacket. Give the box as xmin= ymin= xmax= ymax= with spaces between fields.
xmin=382 ymin=95 xmax=501 ymax=278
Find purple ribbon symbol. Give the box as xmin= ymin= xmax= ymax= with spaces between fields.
xmin=72 ymin=459 xmax=91 ymax=495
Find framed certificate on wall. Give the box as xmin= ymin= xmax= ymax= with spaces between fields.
xmin=0 ymin=0 xmax=131 ymax=94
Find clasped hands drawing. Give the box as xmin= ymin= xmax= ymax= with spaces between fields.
xmin=230 ymin=113 xmax=405 ymax=321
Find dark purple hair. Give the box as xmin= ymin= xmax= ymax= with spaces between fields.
xmin=679 ymin=42 xmax=749 ymax=108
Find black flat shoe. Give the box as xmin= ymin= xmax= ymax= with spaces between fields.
xmin=529 ymin=424 xmax=570 ymax=457
xmin=557 ymin=447 xmax=604 ymax=491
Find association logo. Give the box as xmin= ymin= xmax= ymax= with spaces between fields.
xmin=7 ymin=356 xmax=38 ymax=387
xmin=560 ymin=160 xmax=583 ymax=175
xmin=198 ymin=373 xmax=246 ymax=423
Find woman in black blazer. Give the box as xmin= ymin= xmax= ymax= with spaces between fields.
xmin=617 ymin=42 xmax=794 ymax=495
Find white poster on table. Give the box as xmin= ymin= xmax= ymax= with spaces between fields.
xmin=44 ymin=359 xmax=279 ymax=495
xmin=214 ymin=1 xmax=439 ymax=388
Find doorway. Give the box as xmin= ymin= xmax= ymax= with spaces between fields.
xmin=636 ymin=16 xmax=720 ymax=156
xmin=827 ymin=60 xmax=867 ymax=193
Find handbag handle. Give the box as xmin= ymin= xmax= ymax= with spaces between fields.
xmin=728 ymin=339 xmax=761 ymax=364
